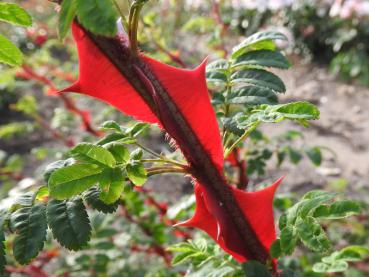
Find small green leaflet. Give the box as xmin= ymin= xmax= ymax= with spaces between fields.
xmin=295 ymin=216 xmax=331 ymax=253
xmin=236 ymin=102 xmax=320 ymax=129
xmin=313 ymin=260 xmax=348 ymax=273
xmin=231 ymin=69 xmax=286 ymax=93
xmin=232 ymin=30 xmax=287 ymax=58
xmin=100 ymin=120 xmax=124 ymax=133
xmin=227 ymin=86 xmax=278 ymax=106
xmin=232 ymin=50 xmax=290 ymax=70
xmin=0 ymin=3 xmax=32 ymax=26
xmin=47 ymin=198 xmax=91 ymax=250
xmin=313 ymin=200 xmax=361 ymax=219
xmin=104 ymin=142 xmax=130 ymax=164
xmin=43 ymin=158 xmax=75 ymax=182
xmin=0 ymin=34 xmax=23 ymax=66
xmin=275 ymin=190 xmax=361 ymax=256
xmin=313 ymin=245 xmax=369 ymax=273
xmin=167 ymin=239 xmax=209 ymax=266
xmin=126 ymin=161 xmax=147 ymax=186
xmin=280 ymin=225 xmax=298 ymax=255
xmin=59 ymin=0 xmax=77 ymax=40
xmin=206 ymin=59 xmax=229 ymax=73
xmin=75 ymin=0 xmax=118 ymax=37
xmin=0 ymin=215 xmax=6 ymax=274
xmin=99 ymin=168 xmax=125 ymax=204
xmin=84 ymin=187 xmax=119 ymax=214
xmin=70 ymin=143 xmax=116 ymax=168
xmin=304 ymin=146 xmax=322 ymax=166
xmin=270 ymin=239 xmax=282 ymax=259
xmin=48 ymin=163 xmax=104 ymax=199
xmin=11 ymin=203 xmax=47 ymax=264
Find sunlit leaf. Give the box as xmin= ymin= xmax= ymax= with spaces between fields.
xmin=59 ymin=0 xmax=77 ymax=40
xmin=232 ymin=31 xmax=287 ymax=58
xmin=0 ymin=34 xmax=23 ymax=66
xmin=71 ymin=143 xmax=116 ymax=167
xmin=49 ymin=163 xmax=103 ymax=199
xmin=0 ymin=3 xmax=32 ymax=26
xmin=232 ymin=50 xmax=290 ymax=69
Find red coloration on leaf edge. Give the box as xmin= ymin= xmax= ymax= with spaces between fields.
xmin=58 ymin=22 xmax=282 ymax=262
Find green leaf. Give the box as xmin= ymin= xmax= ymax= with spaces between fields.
xmin=206 ymin=59 xmax=229 ymax=73
xmin=304 ymin=146 xmax=322 ymax=166
xmin=97 ymin=133 xmax=132 ymax=146
xmin=295 ymin=216 xmax=331 ymax=253
xmin=232 ymin=50 xmax=290 ymax=69
xmin=314 ymin=246 xmax=369 ymax=273
xmin=334 ymin=246 xmax=369 ymax=261
xmin=297 ymin=191 xmax=337 ymax=219
xmin=288 ymin=147 xmax=302 ymax=164
xmin=124 ymin=122 xmax=149 ymax=137
xmin=12 ymin=95 xmax=37 ymax=116
xmin=231 ymin=69 xmax=286 ymax=93
xmin=313 ymin=261 xmax=348 ymax=273
xmin=171 ymin=251 xmax=199 ymax=266
xmin=76 ymin=0 xmax=118 ymax=36
xmin=49 ymin=163 xmax=103 ymax=199
xmin=270 ymin=239 xmax=282 ymax=258
xmin=271 ymin=102 xmax=320 ymax=121
xmin=0 ymin=216 xmax=6 ymax=274
xmin=232 ymin=31 xmax=287 ymax=58
xmin=71 ymin=143 xmax=116 ymax=168
xmin=100 ymin=120 xmax=124 ymax=133
xmin=0 ymin=34 xmax=23 ymax=66
xmin=99 ymin=168 xmax=125 ymax=204
xmin=11 ymin=203 xmax=47 ymax=264
xmin=104 ymin=142 xmax=130 ymax=164
xmin=126 ymin=161 xmax=147 ymax=186
xmin=84 ymin=187 xmax=119 ymax=214
xmin=242 ymin=261 xmax=272 ymax=277
xmin=313 ymin=200 xmax=361 ymax=219
xmin=237 ymin=102 xmax=320 ymax=129
xmin=130 ymin=148 xmax=143 ymax=161
xmin=206 ymin=71 xmax=228 ymax=84
xmin=59 ymin=0 xmax=77 ymax=40
xmin=0 ymin=3 xmax=32 ymax=26
xmin=47 ymin=198 xmax=91 ymax=250
xmin=228 ymin=86 xmax=278 ymax=106
xmin=168 ymin=239 xmax=208 ymax=266
xmin=280 ymin=226 xmax=298 ymax=255
xmin=43 ymin=158 xmax=75 ymax=182
xmin=222 ymin=117 xmax=244 ymax=136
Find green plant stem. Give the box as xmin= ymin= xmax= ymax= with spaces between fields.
xmin=147 ymin=166 xmax=187 ymax=177
xmin=141 ymin=158 xmax=185 ymax=167
xmin=224 ymin=123 xmax=260 ymax=158
xmin=136 ymin=142 xmax=187 ymax=168
xmin=112 ymin=0 xmax=129 ymax=31
xmin=128 ymin=3 xmax=143 ymax=54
